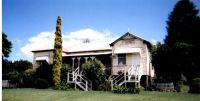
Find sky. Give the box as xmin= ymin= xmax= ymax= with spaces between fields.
xmin=2 ymin=0 xmax=200 ymax=62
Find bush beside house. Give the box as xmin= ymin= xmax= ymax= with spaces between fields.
xmin=189 ymin=78 xmax=200 ymax=94
xmin=82 ymin=59 xmax=107 ymax=90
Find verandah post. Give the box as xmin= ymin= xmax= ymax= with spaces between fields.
xmin=77 ymin=57 xmax=81 ymax=74
xmin=67 ymin=72 xmax=69 ymax=82
xmin=124 ymin=66 xmax=126 ymax=88
xmin=111 ymin=80 xmax=113 ymax=90
xmin=86 ymin=81 xmax=88 ymax=91
xmin=71 ymin=57 xmax=75 ymax=71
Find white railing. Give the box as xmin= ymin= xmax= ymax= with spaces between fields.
xmin=127 ymin=65 xmax=142 ymax=82
xmin=75 ymin=74 xmax=92 ymax=91
xmin=73 ymin=67 xmax=79 ymax=81
xmin=67 ymin=66 xmax=92 ymax=91
xmin=81 ymin=75 xmax=92 ymax=89
xmin=111 ymin=65 xmax=142 ymax=90
xmin=112 ymin=72 xmax=124 ymax=85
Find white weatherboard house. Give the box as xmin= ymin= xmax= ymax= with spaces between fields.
xmin=32 ymin=32 xmax=155 ymax=91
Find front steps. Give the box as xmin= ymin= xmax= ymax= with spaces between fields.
xmin=67 ymin=67 xmax=92 ymax=91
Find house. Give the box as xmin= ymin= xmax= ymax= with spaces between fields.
xmin=32 ymin=32 xmax=155 ymax=91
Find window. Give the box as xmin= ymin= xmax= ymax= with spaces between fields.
xmin=118 ymin=54 xmax=126 ymax=66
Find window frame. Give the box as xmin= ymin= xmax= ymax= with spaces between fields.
xmin=117 ymin=54 xmax=126 ymax=66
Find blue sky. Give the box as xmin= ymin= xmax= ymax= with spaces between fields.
xmin=3 ymin=0 xmax=200 ymax=62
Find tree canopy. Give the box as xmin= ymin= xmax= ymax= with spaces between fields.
xmin=12 ymin=60 xmax=32 ymax=72
xmin=165 ymin=0 xmax=200 ymax=47
xmin=2 ymin=32 xmax=12 ymax=59
xmin=153 ymin=0 xmax=200 ymax=83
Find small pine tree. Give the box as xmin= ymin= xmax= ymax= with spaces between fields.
xmin=53 ymin=16 xmax=62 ymax=86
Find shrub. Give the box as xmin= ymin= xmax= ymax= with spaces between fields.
xmin=113 ymin=86 xmax=128 ymax=94
xmin=7 ymin=71 xmax=22 ymax=86
xmin=12 ymin=60 xmax=32 ymax=72
xmin=105 ymin=67 xmax=111 ymax=79
xmin=54 ymin=80 xmax=73 ymax=90
xmin=189 ymin=78 xmax=200 ymax=93
xmin=34 ymin=78 xmax=49 ymax=89
xmin=135 ymin=88 xmax=140 ymax=94
xmin=82 ymin=59 xmax=106 ymax=90
xmin=61 ymin=64 xmax=71 ymax=82
xmin=21 ymin=69 xmax=35 ymax=87
xmin=113 ymin=86 xmax=140 ymax=94
xmin=98 ymin=79 xmax=111 ymax=91
xmin=34 ymin=62 xmax=53 ymax=86
xmin=175 ymin=81 xmax=184 ymax=92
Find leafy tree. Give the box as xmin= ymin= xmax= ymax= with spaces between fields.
xmin=34 ymin=62 xmax=53 ymax=87
xmin=2 ymin=32 xmax=12 ymax=59
xmin=152 ymin=43 xmax=180 ymax=83
xmin=22 ymin=69 xmax=36 ymax=87
xmin=53 ymin=16 xmax=63 ymax=86
xmin=82 ymin=59 xmax=106 ymax=90
xmin=2 ymin=32 xmax=13 ymax=78
xmin=12 ymin=60 xmax=32 ymax=72
xmin=2 ymin=59 xmax=15 ymax=75
xmin=153 ymin=0 xmax=200 ymax=83
xmin=3 ymin=60 xmax=33 ymax=86
xmin=61 ymin=64 xmax=72 ymax=82
xmin=165 ymin=0 xmax=200 ymax=47
xmin=165 ymin=0 xmax=200 ymax=82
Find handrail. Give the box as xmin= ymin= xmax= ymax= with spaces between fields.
xmin=76 ymin=75 xmax=92 ymax=90
xmin=80 ymin=75 xmax=92 ymax=89
xmin=114 ymin=75 xmax=124 ymax=85
xmin=69 ymin=66 xmax=92 ymax=91
xmin=73 ymin=66 xmax=79 ymax=75
xmin=73 ymin=67 xmax=79 ymax=81
xmin=81 ymin=75 xmax=92 ymax=88
xmin=67 ymin=72 xmax=74 ymax=82
xmin=112 ymin=72 xmax=124 ymax=82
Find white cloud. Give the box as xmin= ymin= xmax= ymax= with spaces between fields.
xmin=64 ymin=29 xmax=113 ymax=42
xmin=21 ymin=31 xmax=55 ymax=57
xmin=20 ymin=29 xmax=117 ymax=58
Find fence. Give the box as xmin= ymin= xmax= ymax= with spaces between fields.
xmin=2 ymin=80 xmax=16 ymax=87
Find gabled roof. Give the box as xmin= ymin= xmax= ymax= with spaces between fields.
xmin=110 ymin=32 xmax=152 ymax=49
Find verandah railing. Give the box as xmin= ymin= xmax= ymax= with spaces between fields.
xmin=111 ymin=65 xmax=142 ymax=90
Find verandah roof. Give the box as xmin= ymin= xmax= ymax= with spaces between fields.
xmin=35 ymin=56 xmax=49 ymax=63
xmin=114 ymin=48 xmax=141 ymax=54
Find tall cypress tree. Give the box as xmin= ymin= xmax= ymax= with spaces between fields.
xmin=164 ymin=0 xmax=200 ymax=82
xmin=165 ymin=0 xmax=199 ymax=46
xmin=53 ymin=16 xmax=62 ymax=86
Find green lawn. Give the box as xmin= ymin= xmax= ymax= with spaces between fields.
xmin=2 ymin=88 xmax=200 ymax=101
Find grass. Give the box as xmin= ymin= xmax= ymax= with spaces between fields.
xmin=2 ymin=88 xmax=200 ymax=101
